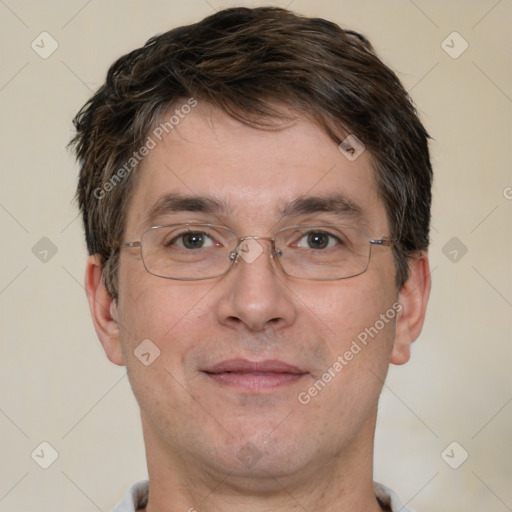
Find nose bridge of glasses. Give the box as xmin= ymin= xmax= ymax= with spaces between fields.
xmin=238 ymin=235 xmax=276 ymax=244
xmin=231 ymin=235 xmax=279 ymax=264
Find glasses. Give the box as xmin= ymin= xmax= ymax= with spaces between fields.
xmin=120 ymin=223 xmax=394 ymax=281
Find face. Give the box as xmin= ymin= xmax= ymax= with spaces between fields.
xmin=91 ymin=102 xmax=426 ymax=488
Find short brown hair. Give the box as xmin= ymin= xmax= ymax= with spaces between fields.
xmin=71 ymin=7 xmax=432 ymax=300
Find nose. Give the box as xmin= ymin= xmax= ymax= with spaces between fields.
xmin=214 ymin=237 xmax=297 ymax=333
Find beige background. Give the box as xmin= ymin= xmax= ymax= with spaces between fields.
xmin=1 ymin=0 xmax=511 ymax=510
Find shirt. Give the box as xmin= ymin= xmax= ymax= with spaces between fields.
xmin=111 ymin=479 xmax=413 ymax=511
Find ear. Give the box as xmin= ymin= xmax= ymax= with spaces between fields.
xmin=391 ymin=251 xmax=431 ymax=365
xmin=84 ymin=254 xmax=124 ymax=366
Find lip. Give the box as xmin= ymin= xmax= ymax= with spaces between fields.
xmin=202 ymin=358 xmax=308 ymax=392
xmin=205 ymin=358 xmax=306 ymax=374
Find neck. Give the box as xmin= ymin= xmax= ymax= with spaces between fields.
xmin=140 ymin=411 xmax=384 ymax=512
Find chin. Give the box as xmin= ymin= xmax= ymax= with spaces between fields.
xmin=206 ymin=421 xmax=316 ymax=481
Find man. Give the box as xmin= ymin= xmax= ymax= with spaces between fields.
xmin=71 ymin=7 xmax=432 ymax=511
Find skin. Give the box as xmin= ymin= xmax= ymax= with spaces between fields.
xmin=85 ymin=103 xmax=430 ymax=512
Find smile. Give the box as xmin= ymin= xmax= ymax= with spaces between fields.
xmin=202 ymin=359 xmax=308 ymax=392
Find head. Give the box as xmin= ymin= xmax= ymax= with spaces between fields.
xmin=72 ymin=6 xmax=432 ymax=494
xmin=72 ymin=7 xmax=432 ymax=301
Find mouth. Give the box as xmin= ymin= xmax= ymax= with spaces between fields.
xmin=202 ymin=358 xmax=309 ymax=392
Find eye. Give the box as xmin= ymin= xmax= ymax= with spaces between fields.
xmin=296 ymin=231 xmax=340 ymax=250
xmin=168 ymin=231 xmax=218 ymax=250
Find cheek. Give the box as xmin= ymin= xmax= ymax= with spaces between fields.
xmin=117 ymin=266 xmax=220 ymax=373
xmin=298 ymin=273 xmax=397 ymax=349
xmin=294 ymin=274 xmax=399 ymax=413
xmin=120 ymin=261 xmax=204 ymax=332
xmin=116 ymin=275 xmax=214 ymax=430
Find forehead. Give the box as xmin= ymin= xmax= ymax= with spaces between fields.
xmin=124 ymin=103 xmax=387 ymax=235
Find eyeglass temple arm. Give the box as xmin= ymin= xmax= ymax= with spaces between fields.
xmin=369 ymin=238 xmax=395 ymax=247
xmin=120 ymin=241 xmax=141 ymax=248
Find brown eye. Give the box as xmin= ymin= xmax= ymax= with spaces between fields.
xmin=307 ymin=232 xmax=329 ymax=249
xmin=181 ymin=232 xmax=207 ymax=249
xmin=297 ymin=231 xmax=339 ymax=250
xmin=165 ymin=231 xmax=217 ymax=249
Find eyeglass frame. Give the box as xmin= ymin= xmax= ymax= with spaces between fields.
xmin=120 ymin=222 xmax=396 ymax=281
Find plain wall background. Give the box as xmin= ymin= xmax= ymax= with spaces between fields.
xmin=1 ymin=1 xmax=511 ymax=510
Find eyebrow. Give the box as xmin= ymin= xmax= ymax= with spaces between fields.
xmin=144 ymin=193 xmax=231 ymax=227
xmin=280 ymin=195 xmax=367 ymax=226
xmin=144 ymin=192 xmax=368 ymax=228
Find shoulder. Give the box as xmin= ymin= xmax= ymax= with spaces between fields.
xmin=111 ymin=480 xmax=149 ymax=512
xmin=374 ymin=482 xmax=415 ymax=512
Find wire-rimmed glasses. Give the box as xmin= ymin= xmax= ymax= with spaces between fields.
xmin=120 ymin=223 xmax=394 ymax=281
